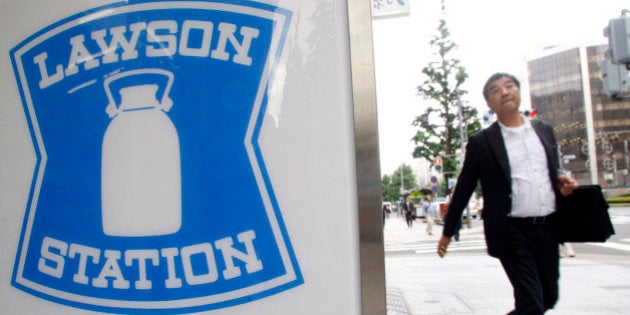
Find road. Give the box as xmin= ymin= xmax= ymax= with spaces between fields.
xmin=383 ymin=206 xmax=630 ymax=314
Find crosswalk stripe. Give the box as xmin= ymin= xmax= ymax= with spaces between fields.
xmin=415 ymin=245 xmax=487 ymax=255
xmin=384 ymin=214 xmax=630 ymax=255
xmin=587 ymin=241 xmax=630 ymax=252
xmin=611 ymin=215 xmax=630 ymax=224
xmin=387 ymin=239 xmax=630 ymax=254
xmin=386 ymin=236 xmax=487 ymax=254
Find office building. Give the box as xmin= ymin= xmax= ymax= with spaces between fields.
xmin=527 ymin=44 xmax=630 ymax=187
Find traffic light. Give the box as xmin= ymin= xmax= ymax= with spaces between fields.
xmin=434 ymin=156 xmax=442 ymax=172
xmin=604 ymin=11 xmax=630 ymax=68
xmin=602 ymin=57 xmax=630 ymax=98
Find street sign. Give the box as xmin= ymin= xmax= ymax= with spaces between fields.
xmin=448 ymin=179 xmax=457 ymax=189
xmin=430 ymin=176 xmax=438 ymax=184
xmin=431 ymin=185 xmax=439 ymax=193
xmin=371 ymin=0 xmax=410 ymax=18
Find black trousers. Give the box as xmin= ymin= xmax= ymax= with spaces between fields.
xmin=499 ymin=217 xmax=560 ymax=315
xmin=405 ymin=213 xmax=414 ymax=227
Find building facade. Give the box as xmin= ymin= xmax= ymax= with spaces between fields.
xmin=527 ymin=44 xmax=630 ymax=188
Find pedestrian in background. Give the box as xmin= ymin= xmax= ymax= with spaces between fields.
xmin=403 ymin=196 xmax=415 ymax=228
xmin=444 ymin=186 xmax=462 ymax=241
xmin=423 ymin=195 xmax=438 ymax=235
xmin=560 ymin=243 xmax=576 ymax=258
xmin=437 ymin=72 xmax=579 ymax=314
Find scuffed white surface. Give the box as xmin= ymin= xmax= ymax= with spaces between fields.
xmin=0 ymin=0 xmax=361 ymax=314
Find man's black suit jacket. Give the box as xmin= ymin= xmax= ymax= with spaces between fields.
xmin=443 ymin=119 xmax=563 ymax=258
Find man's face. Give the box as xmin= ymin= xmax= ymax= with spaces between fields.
xmin=485 ymin=76 xmax=521 ymax=117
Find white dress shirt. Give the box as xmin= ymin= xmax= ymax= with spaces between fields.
xmin=499 ymin=117 xmax=556 ymax=218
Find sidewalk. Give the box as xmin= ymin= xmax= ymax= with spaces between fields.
xmin=383 ymin=214 xmax=630 ymax=315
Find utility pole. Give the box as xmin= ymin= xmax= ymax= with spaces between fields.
xmin=456 ymin=91 xmax=471 ymax=228
xmin=456 ymin=95 xmax=467 ymax=168
xmin=400 ymin=163 xmax=404 ymax=200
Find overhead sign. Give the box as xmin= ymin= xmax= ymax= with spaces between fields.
xmin=10 ymin=1 xmax=302 ymax=313
xmin=371 ymin=0 xmax=410 ymax=19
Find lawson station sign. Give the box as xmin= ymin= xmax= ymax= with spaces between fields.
xmin=10 ymin=1 xmax=302 ymax=313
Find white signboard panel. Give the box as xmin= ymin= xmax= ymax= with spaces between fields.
xmin=0 ymin=0 xmax=384 ymax=314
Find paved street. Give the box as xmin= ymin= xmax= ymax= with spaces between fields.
xmin=384 ymin=207 xmax=630 ymax=314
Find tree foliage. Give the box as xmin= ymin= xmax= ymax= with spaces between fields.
xmin=412 ymin=0 xmax=481 ymax=189
xmin=381 ymin=164 xmax=417 ymax=203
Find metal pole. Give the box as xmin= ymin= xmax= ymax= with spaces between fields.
xmin=579 ymin=46 xmax=599 ymax=184
xmin=457 ymin=100 xmax=466 ymax=169
xmin=456 ymin=93 xmax=470 ymax=228
xmin=400 ymin=163 xmax=404 ymax=195
xmin=625 ymin=140 xmax=629 ymax=186
xmin=347 ymin=0 xmax=387 ymax=313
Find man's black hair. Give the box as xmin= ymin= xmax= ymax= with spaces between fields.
xmin=482 ymin=72 xmax=520 ymax=101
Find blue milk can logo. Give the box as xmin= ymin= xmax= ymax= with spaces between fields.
xmin=10 ymin=1 xmax=302 ymax=313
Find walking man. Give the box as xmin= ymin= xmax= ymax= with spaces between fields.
xmin=437 ymin=73 xmax=578 ymax=314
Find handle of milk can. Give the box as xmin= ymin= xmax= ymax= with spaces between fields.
xmin=104 ymin=68 xmax=175 ymax=118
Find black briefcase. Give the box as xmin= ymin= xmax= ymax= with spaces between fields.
xmin=557 ymin=185 xmax=615 ymax=243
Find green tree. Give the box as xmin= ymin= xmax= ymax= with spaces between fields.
xmin=381 ymin=164 xmax=417 ymax=203
xmin=412 ymin=0 xmax=481 ymax=191
xmin=381 ymin=175 xmax=396 ymax=204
